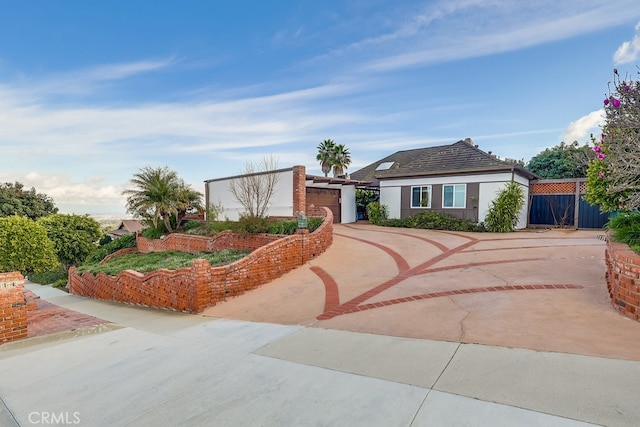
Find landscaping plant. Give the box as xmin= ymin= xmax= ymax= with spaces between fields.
xmin=366 ymin=202 xmax=388 ymax=225
xmin=0 ymin=216 xmax=59 ymax=273
xmin=484 ymin=182 xmax=525 ymax=232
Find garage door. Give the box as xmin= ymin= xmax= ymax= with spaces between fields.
xmin=306 ymin=187 xmax=340 ymax=223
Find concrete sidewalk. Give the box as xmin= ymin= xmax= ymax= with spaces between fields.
xmin=1 ymin=284 xmax=639 ymax=426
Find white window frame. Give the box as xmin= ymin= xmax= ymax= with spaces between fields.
xmin=410 ymin=185 xmax=432 ymax=208
xmin=442 ymin=184 xmax=466 ymax=208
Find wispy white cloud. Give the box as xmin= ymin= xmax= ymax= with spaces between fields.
xmin=563 ymin=109 xmax=604 ymax=142
xmin=614 ymin=21 xmax=640 ymax=64
xmin=319 ymin=1 xmax=640 ymax=72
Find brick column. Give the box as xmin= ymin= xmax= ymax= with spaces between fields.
xmin=0 ymin=272 xmax=28 ymax=344
xmin=292 ymin=165 xmax=306 ymax=217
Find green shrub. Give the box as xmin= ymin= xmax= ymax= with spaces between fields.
xmin=184 ymin=220 xmax=201 ymax=230
xmin=85 ymin=233 xmax=137 ymax=264
xmin=99 ymin=235 xmax=112 ymax=246
xmin=383 ymin=211 xmax=486 ymax=232
xmin=37 ymin=214 xmax=103 ymax=268
xmin=607 ymin=211 xmax=640 ymax=253
xmin=0 ymin=216 xmax=59 ymax=273
xmin=367 ymin=202 xmax=388 ymax=225
xmin=28 ymin=264 xmax=68 ymax=285
xmin=52 ymin=278 xmax=68 ymax=290
xmin=484 ymin=182 xmax=525 ymax=232
xmin=235 ymin=215 xmax=272 ymax=234
xmin=142 ymin=225 xmax=166 ymax=240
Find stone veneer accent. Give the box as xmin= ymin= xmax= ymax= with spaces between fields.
xmin=606 ymin=237 xmax=640 ymax=321
xmin=69 ymin=208 xmax=333 ymax=313
xmin=0 ymin=271 xmax=27 ymax=344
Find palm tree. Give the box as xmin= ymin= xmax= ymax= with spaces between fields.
xmin=331 ymin=143 xmax=352 ymax=177
xmin=316 ymin=139 xmax=335 ymax=177
xmin=122 ymin=166 xmax=203 ymax=233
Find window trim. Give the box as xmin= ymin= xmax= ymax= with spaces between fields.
xmin=410 ymin=185 xmax=432 ymax=208
xmin=442 ymin=184 xmax=466 ymax=209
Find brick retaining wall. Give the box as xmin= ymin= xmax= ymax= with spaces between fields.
xmin=606 ymin=237 xmax=640 ymax=321
xmin=0 ymin=271 xmax=28 ymax=344
xmin=69 ymin=208 xmax=333 ymax=313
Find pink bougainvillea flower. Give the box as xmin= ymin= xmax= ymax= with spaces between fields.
xmin=598 ymin=172 xmax=604 ymax=178
xmin=612 ymin=98 xmax=621 ymax=107
xmin=597 ymin=153 xmax=607 ymax=160
xmin=604 ymin=98 xmax=610 ymax=105
xmin=593 ymin=145 xmax=601 ymax=153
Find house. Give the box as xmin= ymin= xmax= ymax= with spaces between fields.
xmin=204 ymin=166 xmax=368 ymax=224
xmin=350 ymin=138 xmax=537 ymax=228
xmin=107 ymin=219 xmax=144 ymax=239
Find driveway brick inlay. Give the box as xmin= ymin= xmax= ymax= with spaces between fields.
xmin=316 ymin=230 xmax=587 ymax=320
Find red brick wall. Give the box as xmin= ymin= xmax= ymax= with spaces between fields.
xmin=69 ymin=208 xmax=333 ymax=313
xmin=0 ymin=271 xmax=27 ymax=344
xmin=606 ymin=238 xmax=640 ymax=321
xmin=292 ymin=165 xmax=306 ymax=216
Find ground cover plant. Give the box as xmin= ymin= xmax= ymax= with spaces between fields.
xmin=607 ymin=211 xmax=640 ymax=254
xmin=382 ymin=211 xmax=486 ymax=232
xmin=77 ymin=249 xmax=250 ymax=276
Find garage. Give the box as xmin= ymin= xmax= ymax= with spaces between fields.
xmin=306 ymin=187 xmax=341 ymax=223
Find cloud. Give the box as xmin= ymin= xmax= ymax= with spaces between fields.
xmin=321 ymin=1 xmax=640 ymax=72
xmin=613 ymin=21 xmax=640 ymax=64
xmin=563 ymin=109 xmax=604 ymax=142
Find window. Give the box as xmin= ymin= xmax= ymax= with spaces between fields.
xmin=442 ymin=184 xmax=466 ymax=208
xmin=411 ymin=186 xmax=431 ymax=208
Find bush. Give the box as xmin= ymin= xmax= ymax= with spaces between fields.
xmin=0 ymin=216 xmax=59 ymax=273
xmin=28 ymin=264 xmax=68 ymax=285
xmin=484 ymin=182 xmax=525 ymax=232
xmin=383 ymin=211 xmax=486 ymax=232
xmin=52 ymin=279 xmax=68 ymax=290
xmin=367 ymin=202 xmax=388 ymax=225
xmin=607 ymin=211 xmax=640 ymax=253
xmin=37 ymin=214 xmax=103 ymax=268
xmin=141 ymin=225 xmax=166 ymax=240
xmin=85 ymin=233 xmax=137 ymax=264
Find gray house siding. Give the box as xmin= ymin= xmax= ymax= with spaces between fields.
xmin=400 ymin=182 xmax=480 ymax=221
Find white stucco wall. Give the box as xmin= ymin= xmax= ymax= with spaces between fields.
xmin=206 ymin=169 xmax=294 ymax=221
xmin=380 ymin=186 xmax=402 ymax=219
xmin=340 ymin=185 xmax=357 ymax=223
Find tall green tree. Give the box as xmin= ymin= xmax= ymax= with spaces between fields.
xmin=0 ymin=216 xmax=58 ymax=273
xmin=526 ymin=141 xmax=594 ymax=179
xmin=37 ymin=214 xmax=103 ymax=269
xmin=316 ymin=139 xmax=336 ymax=177
xmin=123 ymin=166 xmax=203 ymax=232
xmin=0 ymin=182 xmax=58 ymax=219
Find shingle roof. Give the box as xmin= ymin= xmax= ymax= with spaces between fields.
xmin=350 ymin=140 xmax=536 ymax=183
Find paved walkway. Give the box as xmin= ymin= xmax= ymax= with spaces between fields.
xmin=1 ymin=225 xmax=639 ymax=426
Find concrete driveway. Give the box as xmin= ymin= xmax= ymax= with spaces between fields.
xmin=204 ymin=223 xmax=640 ymax=361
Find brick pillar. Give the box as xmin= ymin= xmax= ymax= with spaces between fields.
xmin=292 ymin=165 xmax=306 ymax=217
xmin=0 ymin=272 xmax=28 ymax=344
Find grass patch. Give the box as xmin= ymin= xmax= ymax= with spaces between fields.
xmin=77 ymin=249 xmax=250 ymax=276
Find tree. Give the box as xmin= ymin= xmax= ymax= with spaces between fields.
xmin=331 ymin=143 xmax=352 ymax=177
xmin=229 ymin=156 xmax=280 ymax=218
xmin=0 ymin=182 xmax=58 ymax=220
xmin=123 ymin=166 xmax=203 ymax=232
xmin=316 ymin=139 xmax=336 ymax=177
xmin=0 ymin=216 xmax=58 ymax=273
xmin=585 ymin=71 xmax=640 ymax=211
xmin=37 ymin=214 xmax=103 ymax=269
xmin=526 ymin=141 xmax=594 ymax=179
xmin=484 ymin=182 xmax=525 ymax=232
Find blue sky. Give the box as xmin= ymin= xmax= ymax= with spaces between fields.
xmin=1 ymin=1 xmax=640 ymax=216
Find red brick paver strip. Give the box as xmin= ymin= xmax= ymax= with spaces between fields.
xmin=26 ymin=294 xmax=109 ymax=338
